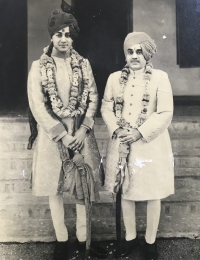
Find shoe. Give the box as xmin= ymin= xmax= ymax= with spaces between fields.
xmin=114 ymin=237 xmax=139 ymax=258
xmin=145 ymin=241 xmax=159 ymax=260
xmin=54 ymin=240 xmax=69 ymax=260
xmin=76 ymin=239 xmax=108 ymax=259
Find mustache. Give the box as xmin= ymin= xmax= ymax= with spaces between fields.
xmin=130 ymin=59 xmax=139 ymax=62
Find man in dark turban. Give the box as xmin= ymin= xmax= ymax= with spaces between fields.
xmin=27 ymin=8 xmax=107 ymax=260
xmin=101 ymin=32 xmax=174 ymax=259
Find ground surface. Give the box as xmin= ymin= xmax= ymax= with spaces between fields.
xmin=0 ymin=238 xmax=200 ymax=260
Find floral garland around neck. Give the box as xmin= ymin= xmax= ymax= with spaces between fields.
xmin=40 ymin=46 xmax=89 ymax=118
xmin=116 ymin=62 xmax=153 ymax=128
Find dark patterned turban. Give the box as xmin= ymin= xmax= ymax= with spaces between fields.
xmin=48 ymin=9 xmax=80 ymax=39
xmin=124 ymin=32 xmax=157 ymax=61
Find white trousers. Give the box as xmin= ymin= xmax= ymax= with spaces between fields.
xmin=122 ymin=199 xmax=161 ymax=244
xmin=49 ymin=195 xmax=86 ymax=242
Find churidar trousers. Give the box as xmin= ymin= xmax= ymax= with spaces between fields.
xmin=49 ymin=195 xmax=86 ymax=242
xmin=122 ymin=199 xmax=161 ymax=244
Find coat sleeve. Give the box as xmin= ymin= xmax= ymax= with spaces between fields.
xmin=82 ymin=59 xmax=98 ymax=129
xmin=27 ymin=60 xmax=66 ymax=140
xmin=100 ymin=74 xmax=119 ymax=138
xmin=138 ymin=72 xmax=173 ymax=143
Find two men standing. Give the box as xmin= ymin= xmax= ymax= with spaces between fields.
xmin=28 ymin=7 xmax=174 ymax=260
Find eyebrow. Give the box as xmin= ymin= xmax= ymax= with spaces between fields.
xmin=127 ymin=48 xmax=142 ymax=51
xmin=56 ymin=31 xmax=70 ymax=34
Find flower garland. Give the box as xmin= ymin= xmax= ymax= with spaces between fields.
xmin=40 ymin=46 xmax=90 ymax=118
xmin=116 ymin=62 xmax=153 ymax=128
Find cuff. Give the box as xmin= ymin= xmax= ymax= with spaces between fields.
xmin=54 ymin=130 xmax=68 ymax=142
xmin=81 ymin=124 xmax=91 ymax=132
xmin=82 ymin=116 xmax=94 ymax=129
xmin=137 ymin=125 xmax=148 ymax=143
xmin=47 ymin=123 xmax=66 ymax=140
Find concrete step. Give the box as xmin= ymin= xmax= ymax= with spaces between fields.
xmin=0 ymin=198 xmax=199 ymax=242
xmin=0 ymin=176 xmax=200 ymax=201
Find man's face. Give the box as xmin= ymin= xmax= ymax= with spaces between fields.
xmin=52 ymin=26 xmax=73 ymax=53
xmin=125 ymin=44 xmax=146 ymax=71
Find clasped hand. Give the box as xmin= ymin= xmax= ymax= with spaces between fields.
xmin=62 ymin=127 xmax=87 ymax=151
xmin=116 ymin=127 xmax=142 ymax=144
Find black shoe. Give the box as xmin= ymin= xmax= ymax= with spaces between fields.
xmin=76 ymin=239 xmax=108 ymax=259
xmin=114 ymin=237 xmax=139 ymax=258
xmin=145 ymin=241 xmax=159 ymax=260
xmin=54 ymin=240 xmax=69 ymax=260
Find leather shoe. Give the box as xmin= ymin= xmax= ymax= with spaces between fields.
xmin=145 ymin=241 xmax=159 ymax=260
xmin=76 ymin=239 xmax=108 ymax=259
xmin=114 ymin=237 xmax=139 ymax=258
xmin=54 ymin=240 xmax=69 ymax=260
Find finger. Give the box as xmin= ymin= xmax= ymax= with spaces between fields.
xmin=120 ymin=137 xmax=133 ymax=143
xmin=77 ymin=142 xmax=84 ymax=151
xmin=69 ymin=139 xmax=80 ymax=149
xmin=118 ymin=131 xmax=128 ymax=138
xmin=68 ymin=138 xmax=77 ymax=146
xmin=71 ymin=141 xmax=82 ymax=150
xmin=123 ymin=127 xmax=131 ymax=132
xmin=119 ymin=135 xmax=131 ymax=141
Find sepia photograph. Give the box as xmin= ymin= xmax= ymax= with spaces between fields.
xmin=0 ymin=0 xmax=200 ymax=259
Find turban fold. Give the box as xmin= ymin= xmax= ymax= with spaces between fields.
xmin=124 ymin=32 xmax=157 ymax=61
xmin=48 ymin=9 xmax=79 ymax=39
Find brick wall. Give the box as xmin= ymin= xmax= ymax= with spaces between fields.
xmin=0 ymin=116 xmax=200 ymax=242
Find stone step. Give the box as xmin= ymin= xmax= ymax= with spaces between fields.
xmin=0 ymin=176 xmax=200 ymax=201
xmin=0 ymin=157 xmax=200 ymax=180
xmin=0 ymin=117 xmax=200 ymax=139
xmin=1 ymin=141 xmax=200 ymax=157
xmin=0 ymin=200 xmax=199 ymax=242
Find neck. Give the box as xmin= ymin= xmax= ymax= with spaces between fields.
xmin=52 ymin=47 xmax=71 ymax=59
xmin=129 ymin=67 xmax=145 ymax=75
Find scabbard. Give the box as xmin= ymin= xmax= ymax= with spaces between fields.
xmin=78 ymin=165 xmax=91 ymax=258
xmin=116 ymin=186 xmax=122 ymax=247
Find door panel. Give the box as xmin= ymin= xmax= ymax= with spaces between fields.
xmin=73 ymin=0 xmax=133 ymax=113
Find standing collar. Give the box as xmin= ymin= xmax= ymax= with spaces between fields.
xmin=129 ymin=67 xmax=145 ymax=76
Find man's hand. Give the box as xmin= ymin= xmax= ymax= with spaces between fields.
xmin=62 ymin=134 xmax=76 ymax=148
xmin=113 ymin=127 xmax=124 ymax=138
xmin=68 ymin=126 xmax=87 ymax=151
xmin=118 ymin=128 xmax=142 ymax=144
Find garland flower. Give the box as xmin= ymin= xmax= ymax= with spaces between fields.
xmin=116 ymin=62 xmax=153 ymax=128
xmin=40 ymin=46 xmax=90 ymax=118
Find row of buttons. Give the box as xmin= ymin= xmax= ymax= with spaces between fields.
xmin=129 ymin=86 xmax=134 ymax=116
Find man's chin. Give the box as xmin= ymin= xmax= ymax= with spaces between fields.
xmin=129 ymin=65 xmax=141 ymax=71
xmin=58 ymin=48 xmax=70 ymax=52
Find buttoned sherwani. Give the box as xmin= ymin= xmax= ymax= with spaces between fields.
xmin=101 ymin=68 xmax=174 ymax=201
xmin=28 ymin=55 xmax=103 ymax=196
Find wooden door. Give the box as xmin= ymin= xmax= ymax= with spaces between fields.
xmin=73 ymin=0 xmax=133 ymax=114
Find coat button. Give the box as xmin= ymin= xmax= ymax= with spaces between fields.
xmin=131 ymin=94 xmax=133 ymax=96
xmin=130 ymin=103 xmax=132 ymax=106
xmin=132 ymin=85 xmax=134 ymax=87
xmin=129 ymin=112 xmax=131 ymax=115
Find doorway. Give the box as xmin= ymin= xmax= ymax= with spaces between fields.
xmin=0 ymin=0 xmax=27 ymax=111
xmin=73 ymin=0 xmax=133 ymax=114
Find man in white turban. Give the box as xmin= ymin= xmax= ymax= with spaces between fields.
xmin=101 ymin=32 xmax=174 ymax=260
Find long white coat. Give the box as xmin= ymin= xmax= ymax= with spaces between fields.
xmin=101 ymin=68 xmax=174 ymax=201
xmin=28 ymin=56 xmax=103 ymax=196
